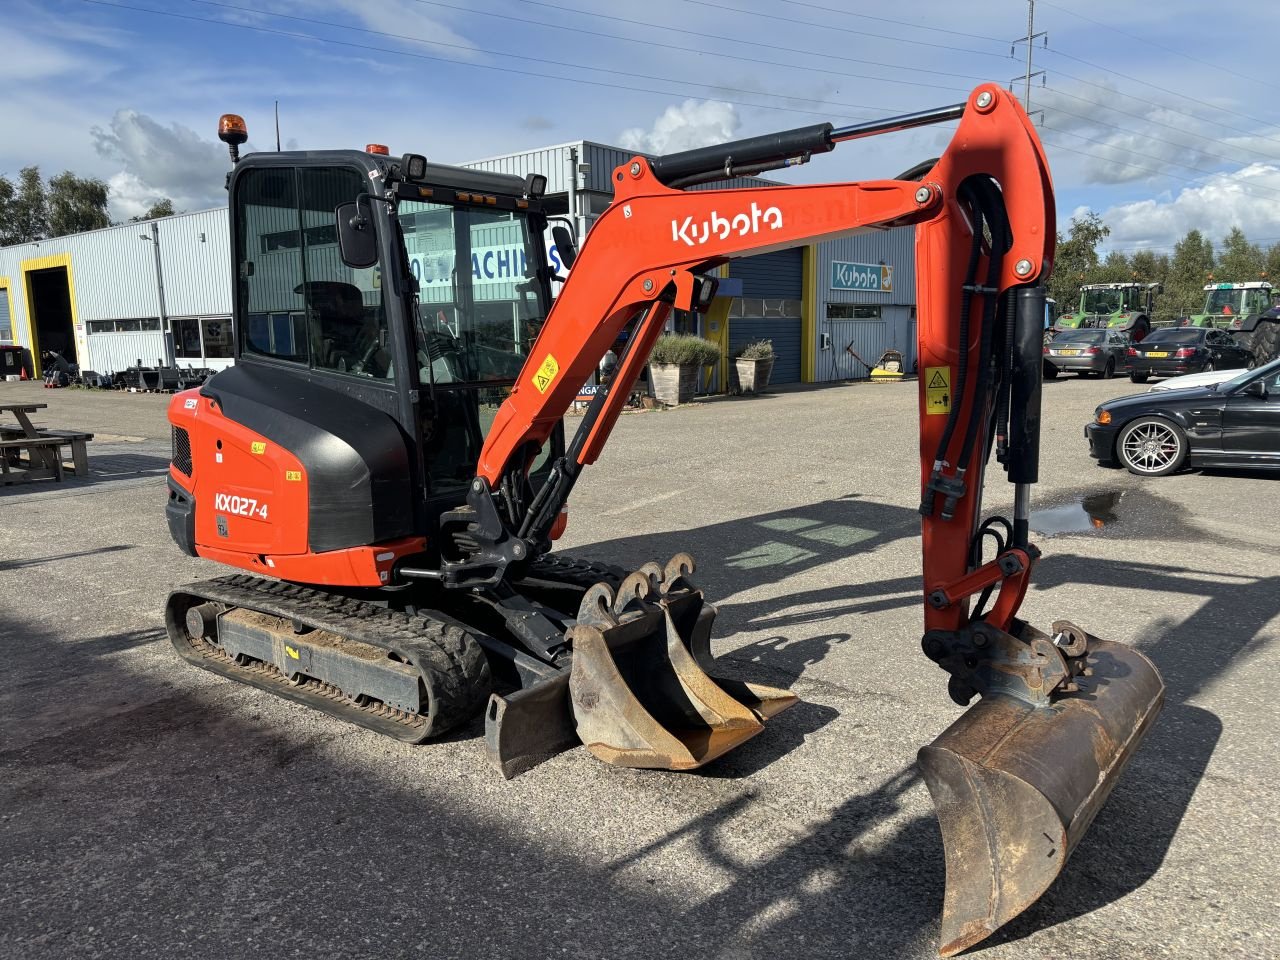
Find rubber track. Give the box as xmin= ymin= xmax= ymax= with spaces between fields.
xmin=167 ymin=574 xmax=490 ymax=741
xmin=519 ymin=553 xmax=627 ymax=591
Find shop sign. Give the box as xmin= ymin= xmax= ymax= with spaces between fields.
xmin=831 ymin=261 xmax=893 ymax=293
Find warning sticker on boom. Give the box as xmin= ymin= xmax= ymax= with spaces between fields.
xmin=925 ymin=366 xmax=951 ymax=415
xmin=533 ymin=354 xmax=560 ymax=394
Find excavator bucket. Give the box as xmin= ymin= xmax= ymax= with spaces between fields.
xmin=918 ymin=626 xmax=1165 ymax=957
xmin=569 ymin=555 xmax=797 ymax=770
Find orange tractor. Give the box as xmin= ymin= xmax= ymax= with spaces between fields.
xmin=163 ymin=89 xmax=1162 ymax=955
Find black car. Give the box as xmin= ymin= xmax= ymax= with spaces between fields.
xmin=1086 ymin=357 xmax=1280 ymax=475
xmin=1043 ymin=328 xmax=1129 ymax=379
xmin=1125 ymin=327 xmax=1253 ymax=383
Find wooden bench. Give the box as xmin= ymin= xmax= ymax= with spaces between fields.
xmin=0 ymin=437 xmax=64 ymax=484
xmin=0 ymin=426 xmax=93 ymax=476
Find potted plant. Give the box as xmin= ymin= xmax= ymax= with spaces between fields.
xmin=732 ymin=339 xmax=775 ymax=394
xmin=647 ymin=334 xmax=721 ymax=406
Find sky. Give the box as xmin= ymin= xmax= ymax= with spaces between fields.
xmin=2 ymin=0 xmax=1278 ymax=258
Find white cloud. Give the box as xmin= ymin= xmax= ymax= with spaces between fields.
xmin=1098 ymin=164 xmax=1280 ymax=249
xmin=91 ymin=112 xmax=237 ymax=219
xmin=618 ymin=100 xmax=739 ymax=155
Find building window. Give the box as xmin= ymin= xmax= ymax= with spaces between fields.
xmin=86 ymin=318 xmax=161 ymax=333
xmin=730 ymin=298 xmax=801 ymax=318
xmin=827 ymin=304 xmax=881 ymax=320
xmin=202 ymin=318 xmax=234 ymax=359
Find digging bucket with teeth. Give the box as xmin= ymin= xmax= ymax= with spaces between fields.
xmin=567 ymin=554 xmax=797 ymax=770
xmin=918 ymin=618 xmax=1165 ymax=957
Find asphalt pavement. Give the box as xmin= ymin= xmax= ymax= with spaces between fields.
xmin=1 ymin=375 xmax=1276 ymax=959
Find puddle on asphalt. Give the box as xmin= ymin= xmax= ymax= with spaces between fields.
xmin=1031 ymin=491 xmax=1124 ymax=536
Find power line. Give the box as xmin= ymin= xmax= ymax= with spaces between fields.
xmin=774 ymin=0 xmax=1005 ymax=44
xmin=1044 ymin=62 xmax=1280 ymax=149
xmin=1039 ymin=122 xmax=1280 ymax=202
xmin=1042 ymin=48 xmax=1280 ymax=146
xmin=182 ymin=0 xmax=898 ymax=118
xmin=1038 ymin=0 xmax=1280 ymax=92
xmin=677 ymin=0 xmax=1013 ymax=60
xmin=418 ymin=0 xmax=986 ymax=95
xmin=81 ymin=0 xmax=946 ymax=131
xmin=1043 ymin=89 xmax=1280 ymax=170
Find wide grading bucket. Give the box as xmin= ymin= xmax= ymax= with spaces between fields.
xmin=919 ymin=629 xmax=1165 ymax=956
xmin=569 ymin=555 xmax=797 ymax=770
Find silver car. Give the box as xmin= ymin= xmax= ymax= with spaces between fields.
xmin=1043 ymin=328 xmax=1129 ymax=379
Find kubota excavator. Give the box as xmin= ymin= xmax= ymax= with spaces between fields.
xmin=163 ymin=87 xmax=1163 ymax=956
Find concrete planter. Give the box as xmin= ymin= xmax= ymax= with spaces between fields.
xmin=733 ymin=357 xmax=774 ymax=394
xmin=648 ymin=362 xmax=699 ymax=406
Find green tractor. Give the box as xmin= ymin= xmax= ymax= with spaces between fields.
xmin=1054 ymin=282 xmax=1160 ymax=342
xmin=1180 ymin=281 xmax=1280 ymax=364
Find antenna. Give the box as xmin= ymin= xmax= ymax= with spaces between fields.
xmin=275 ymin=100 xmax=281 ymax=152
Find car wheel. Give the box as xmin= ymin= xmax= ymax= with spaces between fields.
xmin=1116 ymin=417 xmax=1188 ymax=477
xmin=1102 ymin=359 xmax=1116 ymax=379
xmin=1129 ymin=372 xmax=1148 ymax=383
xmin=1205 ymin=360 xmax=1215 ymax=372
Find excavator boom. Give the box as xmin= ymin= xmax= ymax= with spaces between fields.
xmin=468 ymin=84 xmax=1163 ymax=955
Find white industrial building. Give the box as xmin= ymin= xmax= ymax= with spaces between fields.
xmin=0 ymin=140 xmax=920 ymax=385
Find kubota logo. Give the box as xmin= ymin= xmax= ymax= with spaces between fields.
xmin=671 ymin=202 xmax=783 ymax=246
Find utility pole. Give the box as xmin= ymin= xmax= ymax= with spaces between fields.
xmin=141 ymin=222 xmax=173 ymax=366
xmin=1010 ymin=0 xmax=1047 ymax=120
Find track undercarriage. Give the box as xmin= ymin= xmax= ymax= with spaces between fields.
xmin=165 ymin=553 xmax=797 ymax=777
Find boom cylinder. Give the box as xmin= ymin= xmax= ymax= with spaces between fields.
xmin=1007 ymin=285 xmax=1045 ymax=486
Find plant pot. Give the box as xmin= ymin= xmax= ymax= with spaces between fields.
xmin=648 ymin=362 xmax=699 ymax=406
xmin=733 ymin=357 xmax=774 ymax=394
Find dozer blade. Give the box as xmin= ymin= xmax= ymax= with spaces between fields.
xmin=919 ymin=629 xmax=1164 ymax=957
xmin=569 ymin=555 xmax=797 ymax=770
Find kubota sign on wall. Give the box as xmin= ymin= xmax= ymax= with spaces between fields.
xmin=831 ymin=260 xmax=893 ymax=293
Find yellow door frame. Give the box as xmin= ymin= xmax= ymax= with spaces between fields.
xmin=19 ymin=252 xmax=82 ymax=379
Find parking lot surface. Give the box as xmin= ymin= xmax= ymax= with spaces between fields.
xmin=2 ymin=376 xmax=1277 ymax=959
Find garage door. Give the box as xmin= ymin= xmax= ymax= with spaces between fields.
xmin=730 ymin=317 xmax=802 ymax=384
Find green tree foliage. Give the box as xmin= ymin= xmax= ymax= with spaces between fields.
xmin=129 ymin=198 xmax=176 ymax=222
xmin=1216 ymin=227 xmax=1265 ymax=283
xmin=46 ymin=170 xmax=111 ymax=237
xmin=1164 ymin=230 xmax=1216 ymax=319
xmin=1048 ymin=211 xmax=1109 ymax=312
xmin=10 ymin=166 xmax=49 ymax=242
xmin=0 ymin=166 xmax=113 ymax=244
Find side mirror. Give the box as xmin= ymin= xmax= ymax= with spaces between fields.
xmin=336 ymin=198 xmax=378 ymax=269
xmin=551 ymin=224 xmax=577 ymax=270
xmin=1242 ymin=379 xmax=1268 ymax=398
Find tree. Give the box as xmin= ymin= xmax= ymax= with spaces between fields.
xmin=46 ymin=170 xmax=111 ymax=237
xmin=9 ymin=166 xmax=49 ymax=243
xmin=130 ymin=198 xmax=176 ymax=222
xmin=1048 ymin=211 xmax=1109 ymax=312
xmin=1164 ymin=230 xmax=1215 ymax=320
xmin=1215 ymin=226 xmax=1265 ymax=282
xmin=0 ymin=175 xmax=16 ymax=246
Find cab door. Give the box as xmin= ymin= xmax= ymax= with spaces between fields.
xmin=1222 ymin=367 xmax=1280 ymax=462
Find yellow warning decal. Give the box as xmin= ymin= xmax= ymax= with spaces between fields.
xmin=251 ymin=441 xmax=267 ymax=455
xmin=285 ymin=470 xmax=302 ymax=482
xmin=925 ymin=366 xmax=951 ymax=415
xmin=285 ymin=645 xmax=300 ymax=660
xmin=533 ymin=354 xmax=560 ymax=394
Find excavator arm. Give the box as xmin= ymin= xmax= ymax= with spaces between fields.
xmin=466 ymin=85 xmax=1164 ymax=957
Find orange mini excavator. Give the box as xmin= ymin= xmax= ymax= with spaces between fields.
xmin=164 ymin=90 xmax=1163 ymax=955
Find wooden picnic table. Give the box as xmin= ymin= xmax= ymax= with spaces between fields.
xmin=0 ymin=402 xmax=63 ymax=484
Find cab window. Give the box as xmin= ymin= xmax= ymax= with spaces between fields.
xmin=236 ymin=165 xmax=390 ymax=378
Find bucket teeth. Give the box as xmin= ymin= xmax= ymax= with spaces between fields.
xmin=568 ymin=554 xmax=797 ymax=770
